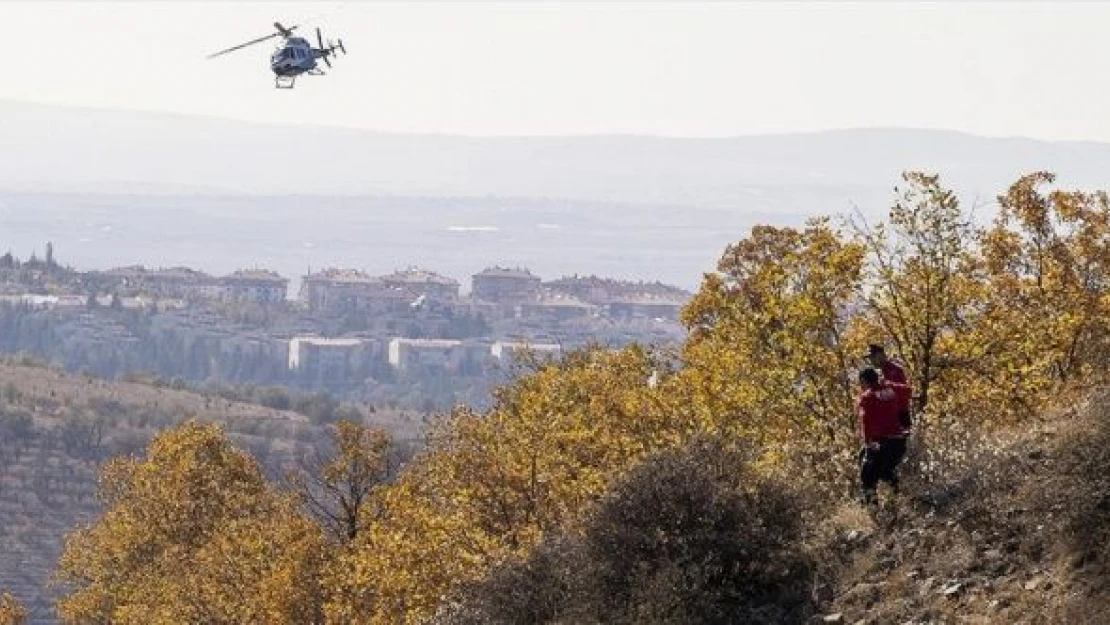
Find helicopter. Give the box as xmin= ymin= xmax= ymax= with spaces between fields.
xmin=207 ymin=22 xmax=346 ymax=89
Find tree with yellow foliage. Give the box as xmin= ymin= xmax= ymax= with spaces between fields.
xmin=0 ymin=593 xmax=26 ymax=625
xmin=677 ymin=218 xmax=865 ymax=486
xmin=55 ymin=421 xmax=329 ymax=624
xmin=289 ymin=421 xmax=395 ymax=543
xmin=852 ymin=172 xmax=981 ymax=417
xmin=981 ymin=172 xmax=1110 ymax=391
xmin=325 ymin=345 xmax=674 ymax=623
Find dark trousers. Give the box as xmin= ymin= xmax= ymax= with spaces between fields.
xmin=898 ymin=408 xmax=912 ymax=431
xmin=859 ymin=437 xmax=907 ymax=494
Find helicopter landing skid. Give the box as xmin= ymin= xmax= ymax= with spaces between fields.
xmin=275 ymin=75 xmax=296 ymax=89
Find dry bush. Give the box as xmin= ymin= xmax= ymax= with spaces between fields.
xmin=584 ymin=437 xmax=812 ymax=624
xmin=1036 ymin=391 xmax=1110 ymax=621
xmin=775 ymin=440 xmax=857 ymax=505
xmin=1055 ymin=398 xmax=1110 ymax=564
xmin=438 ymin=539 xmax=579 ymax=625
xmin=444 ymin=436 xmax=815 ymax=625
xmin=900 ymin=418 xmax=1016 ymax=513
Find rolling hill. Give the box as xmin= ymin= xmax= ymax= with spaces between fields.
xmin=4 ymin=99 xmax=1110 ymax=206
xmin=0 ymin=359 xmax=418 ymax=624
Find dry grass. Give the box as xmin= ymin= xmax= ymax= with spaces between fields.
xmin=0 ymin=363 xmax=309 ymax=425
xmin=814 ymin=392 xmax=1110 ymax=624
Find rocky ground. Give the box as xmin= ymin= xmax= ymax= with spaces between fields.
xmin=810 ymin=394 xmax=1110 ymax=624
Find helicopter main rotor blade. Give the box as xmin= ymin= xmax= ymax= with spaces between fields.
xmin=206 ymin=32 xmax=281 ymax=59
xmin=275 ymin=22 xmax=298 ymax=37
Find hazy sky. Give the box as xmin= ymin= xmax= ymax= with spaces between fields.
xmin=2 ymin=2 xmax=1108 ymax=139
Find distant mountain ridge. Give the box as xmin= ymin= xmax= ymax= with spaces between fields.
xmin=4 ymin=99 xmax=1110 ymax=205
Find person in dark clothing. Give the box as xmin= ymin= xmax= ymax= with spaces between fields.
xmin=856 ymin=367 xmax=911 ymax=506
xmin=866 ymin=343 xmax=912 ymax=432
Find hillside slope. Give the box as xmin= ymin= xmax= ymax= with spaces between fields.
xmin=817 ymin=393 xmax=1110 ymax=624
xmin=0 ymin=361 xmax=362 ymax=624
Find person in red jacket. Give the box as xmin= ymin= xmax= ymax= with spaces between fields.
xmin=857 ymin=367 xmax=912 ymax=506
xmin=866 ymin=343 xmax=912 ymax=432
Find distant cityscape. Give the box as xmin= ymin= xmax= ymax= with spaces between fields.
xmin=0 ymin=247 xmax=690 ymax=410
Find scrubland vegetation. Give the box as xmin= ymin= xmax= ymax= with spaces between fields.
xmin=4 ymin=171 xmax=1110 ymax=623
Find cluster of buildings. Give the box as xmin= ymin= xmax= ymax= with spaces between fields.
xmin=98 ymin=267 xmax=289 ymax=304
xmin=0 ymin=258 xmax=691 ymax=405
xmin=277 ymin=266 xmax=689 ymax=391
xmin=286 ymin=335 xmax=564 ymax=384
xmin=299 ymin=267 xmax=460 ymax=313
xmin=299 ymin=265 xmax=691 ymax=323
xmin=67 ymin=263 xmax=691 ymax=324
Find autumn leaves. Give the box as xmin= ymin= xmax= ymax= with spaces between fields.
xmin=51 ymin=171 xmax=1110 ymax=623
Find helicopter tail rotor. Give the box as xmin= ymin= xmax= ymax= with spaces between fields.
xmin=314 ymin=28 xmax=346 ymax=68
xmin=326 ymin=38 xmax=346 ymax=58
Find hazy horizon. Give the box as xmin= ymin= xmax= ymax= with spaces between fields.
xmin=4 ymin=95 xmax=1098 ymax=144
xmin=4 ymin=99 xmax=1108 ymax=291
